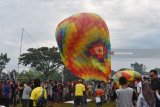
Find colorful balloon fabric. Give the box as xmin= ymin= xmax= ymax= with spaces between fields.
xmin=112 ymin=70 xmax=142 ymax=88
xmin=55 ymin=13 xmax=111 ymax=82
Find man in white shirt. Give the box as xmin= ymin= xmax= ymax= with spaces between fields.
xmin=116 ymin=77 xmax=136 ymax=107
xmin=22 ymin=81 xmax=32 ymax=107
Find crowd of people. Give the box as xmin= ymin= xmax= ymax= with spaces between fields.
xmin=0 ymin=77 xmax=114 ymax=107
xmin=0 ymin=69 xmax=159 ymax=107
xmin=115 ymin=70 xmax=160 ymax=107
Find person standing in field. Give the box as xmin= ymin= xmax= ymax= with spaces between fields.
xmin=115 ymin=77 xmax=136 ymax=107
xmin=149 ymin=70 xmax=160 ymax=107
xmin=74 ymin=79 xmax=85 ymax=107
xmin=95 ymin=84 xmax=104 ymax=107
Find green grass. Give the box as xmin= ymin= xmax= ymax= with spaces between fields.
xmin=13 ymin=101 xmax=116 ymax=107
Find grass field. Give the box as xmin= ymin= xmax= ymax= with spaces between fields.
xmin=53 ymin=101 xmax=115 ymax=107
xmin=13 ymin=101 xmax=116 ymax=107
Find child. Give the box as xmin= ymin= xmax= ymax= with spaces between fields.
xmin=95 ymin=84 xmax=104 ymax=107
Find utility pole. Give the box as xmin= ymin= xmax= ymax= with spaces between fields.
xmin=61 ymin=66 xmax=64 ymax=83
xmin=18 ymin=28 xmax=24 ymax=73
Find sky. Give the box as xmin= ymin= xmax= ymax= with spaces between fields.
xmin=0 ymin=0 xmax=160 ymax=73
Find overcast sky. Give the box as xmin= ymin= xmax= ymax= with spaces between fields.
xmin=0 ymin=0 xmax=160 ymax=72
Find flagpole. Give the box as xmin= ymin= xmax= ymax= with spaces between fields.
xmin=18 ymin=28 xmax=24 ymax=74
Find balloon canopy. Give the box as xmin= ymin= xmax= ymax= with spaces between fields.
xmin=55 ymin=13 xmax=111 ymax=82
xmin=112 ymin=70 xmax=142 ymax=87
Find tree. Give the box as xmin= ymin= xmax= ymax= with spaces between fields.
xmin=110 ymin=70 xmax=116 ymax=77
xmin=118 ymin=68 xmax=131 ymax=71
xmin=48 ymin=70 xmax=61 ymax=81
xmin=8 ymin=69 xmax=17 ymax=80
xmin=17 ymin=69 xmax=43 ymax=82
xmin=154 ymin=68 xmax=160 ymax=74
xmin=131 ymin=62 xmax=145 ymax=73
xmin=1 ymin=72 xmax=9 ymax=80
xmin=19 ymin=47 xmax=62 ymax=79
xmin=0 ymin=53 xmax=10 ymax=77
xmin=63 ymin=66 xmax=80 ymax=82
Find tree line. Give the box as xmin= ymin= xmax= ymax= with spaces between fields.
xmin=0 ymin=47 xmax=79 ymax=81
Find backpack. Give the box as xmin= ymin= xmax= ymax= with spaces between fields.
xmin=36 ymin=88 xmax=46 ymax=107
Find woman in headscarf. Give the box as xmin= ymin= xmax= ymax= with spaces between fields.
xmin=137 ymin=81 xmax=156 ymax=107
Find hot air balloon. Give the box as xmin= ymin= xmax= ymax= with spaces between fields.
xmin=55 ymin=13 xmax=111 ymax=82
xmin=112 ymin=70 xmax=142 ymax=88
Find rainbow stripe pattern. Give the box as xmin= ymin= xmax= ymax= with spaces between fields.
xmin=55 ymin=13 xmax=111 ymax=82
xmin=112 ymin=70 xmax=142 ymax=88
